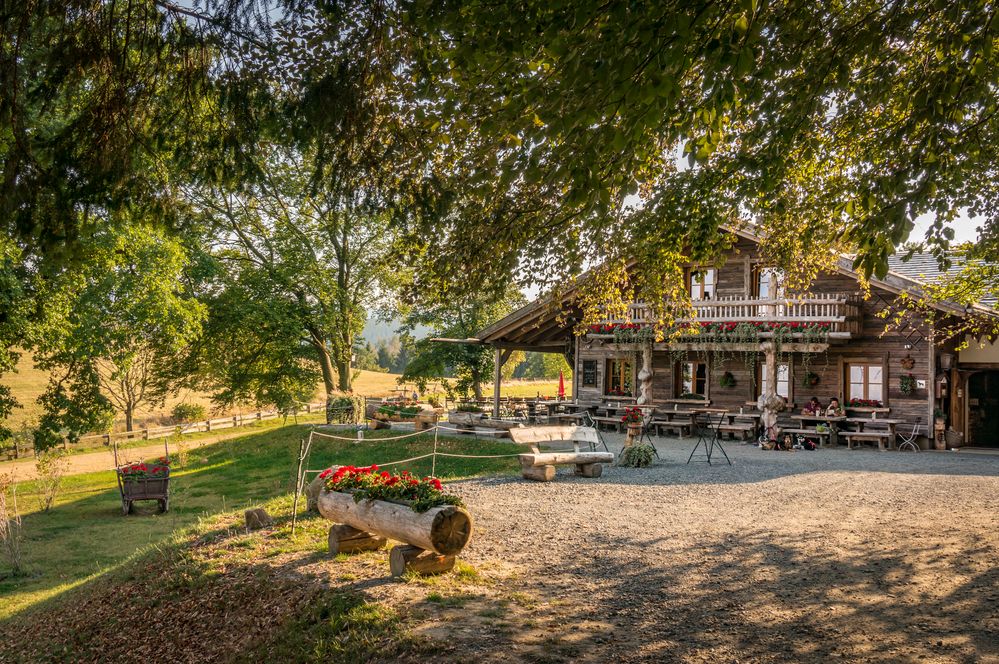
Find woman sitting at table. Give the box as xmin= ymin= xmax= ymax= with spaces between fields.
xmin=825 ymin=397 xmax=844 ymax=417
xmin=801 ymin=397 xmax=822 ymax=415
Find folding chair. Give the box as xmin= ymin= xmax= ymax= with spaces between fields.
xmin=896 ymin=418 xmax=923 ymax=452
xmin=581 ymin=411 xmax=611 ymax=452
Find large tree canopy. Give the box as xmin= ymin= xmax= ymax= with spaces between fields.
xmin=399 ymin=0 xmax=999 ymax=318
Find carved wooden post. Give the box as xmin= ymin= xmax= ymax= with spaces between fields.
xmin=760 ymin=343 xmax=780 ymax=441
xmin=636 ymin=342 xmax=653 ymax=406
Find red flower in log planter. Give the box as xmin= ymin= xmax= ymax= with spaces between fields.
xmin=320 ymin=465 xmax=461 ymax=513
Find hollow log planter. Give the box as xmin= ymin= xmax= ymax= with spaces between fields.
xmin=518 ymin=451 xmax=615 ymax=482
xmin=318 ymin=489 xmax=473 ymax=577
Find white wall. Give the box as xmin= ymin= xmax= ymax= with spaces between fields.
xmin=959 ymin=336 xmax=999 ymax=363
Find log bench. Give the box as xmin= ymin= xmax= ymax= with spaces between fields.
xmin=840 ymin=430 xmax=894 ymax=450
xmin=782 ymin=428 xmax=832 ymax=446
xmin=508 ymin=426 xmax=614 ymax=482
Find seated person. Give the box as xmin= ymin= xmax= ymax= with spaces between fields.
xmin=825 ymin=397 xmax=844 ymax=417
xmin=801 ymin=397 xmax=822 ymax=415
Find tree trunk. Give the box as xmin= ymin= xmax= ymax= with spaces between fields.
xmin=314 ymin=341 xmax=338 ymax=424
xmin=471 ymin=369 xmax=483 ymax=401
xmin=335 ymin=357 xmax=351 ymax=392
xmin=125 ymin=406 xmax=134 ymax=432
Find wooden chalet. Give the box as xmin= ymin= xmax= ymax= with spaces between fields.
xmin=473 ymin=229 xmax=999 ymax=447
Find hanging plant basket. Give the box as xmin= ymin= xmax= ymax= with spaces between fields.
xmin=719 ymin=371 xmax=737 ymax=388
xmin=802 ymin=372 xmax=820 ymax=388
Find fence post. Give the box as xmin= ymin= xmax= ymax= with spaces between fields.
xmin=256 ymin=411 xmax=262 ymax=421
xmin=305 ymin=403 xmax=311 ymax=414
xmin=103 ymin=433 xmax=110 ymax=446
xmin=233 ymin=415 xmax=238 ymax=428
xmin=206 ymin=419 xmax=212 ymax=432
xmin=143 ymin=428 xmax=149 ymax=440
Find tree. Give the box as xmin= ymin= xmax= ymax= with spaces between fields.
xmin=398 ymin=0 xmax=999 ymax=326
xmin=185 ymin=145 xmax=402 ymax=417
xmin=401 ymin=285 xmax=527 ymax=400
xmin=32 ymin=224 xmax=204 ymax=446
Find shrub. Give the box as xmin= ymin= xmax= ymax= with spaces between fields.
xmin=0 ymin=473 xmax=23 ymax=574
xmin=329 ymin=395 xmax=365 ymax=424
xmin=35 ymin=449 xmax=68 ymax=512
xmin=618 ymin=443 xmax=655 ymax=468
xmin=171 ymin=403 xmax=207 ymax=423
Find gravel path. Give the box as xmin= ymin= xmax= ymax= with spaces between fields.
xmin=439 ymin=437 xmax=999 ymax=662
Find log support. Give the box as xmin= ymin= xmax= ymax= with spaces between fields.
xmin=520 ymin=463 xmax=556 ymax=482
xmin=389 ymin=544 xmax=456 ymax=577
xmin=328 ymin=524 xmax=387 ymax=555
xmin=574 ymin=463 xmax=602 ymax=478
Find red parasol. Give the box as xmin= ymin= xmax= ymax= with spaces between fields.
xmin=557 ymin=370 xmax=566 ymax=399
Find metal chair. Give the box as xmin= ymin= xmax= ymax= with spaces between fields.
xmin=638 ymin=410 xmax=661 ymax=458
xmin=581 ymin=411 xmax=611 ymax=452
xmin=897 ymin=418 xmax=924 ymax=452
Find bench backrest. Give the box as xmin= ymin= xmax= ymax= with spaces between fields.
xmin=508 ymin=425 xmax=599 ymax=447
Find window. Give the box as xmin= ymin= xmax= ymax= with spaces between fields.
xmin=676 ymin=361 xmax=707 ymax=398
xmin=752 ymin=265 xmax=784 ymax=299
xmin=581 ymin=360 xmax=597 ymax=387
xmin=688 ymin=268 xmax=717 ymax=300
xmin=605 ymin=358 xmax=633 ymax=396
xmin=846 ymin=363 xmax=884 ymax=402
xmin=757 ymin=362 xmax=791 ymax=399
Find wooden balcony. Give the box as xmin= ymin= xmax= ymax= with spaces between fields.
xmin=596 ymin=292 xmax=862 ymax=343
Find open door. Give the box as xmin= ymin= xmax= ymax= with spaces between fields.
xmin=967 ymin=371 xmax=999 ymax=446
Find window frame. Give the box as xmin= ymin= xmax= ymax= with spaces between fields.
xmin=675 ymin=360 xmax=709 ymax=399
xmin=688 ymin=267 xmax=717 ymax=300
xmin=604 ymin=357 xmax=634 ymax=397
xmin=755 ymin=360 xmax=793 ymax=402
xmin=844 ymin=360 xmax=886 ymax=404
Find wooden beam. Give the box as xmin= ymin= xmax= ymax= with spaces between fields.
xmin=493 ymin=347 xmax=502 ymax=418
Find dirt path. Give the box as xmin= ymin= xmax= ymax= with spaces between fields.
xmin=2 ymin=429 xmax=258 ymax=482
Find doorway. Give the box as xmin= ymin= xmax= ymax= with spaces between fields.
xmin=967 ymin=371 xmax=999 ymax=446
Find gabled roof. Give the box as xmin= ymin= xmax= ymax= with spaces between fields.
xmin=475 ymin=227 xmax=996 ymax=348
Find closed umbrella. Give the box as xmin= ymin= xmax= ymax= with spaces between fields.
xmin=557 ymin=370 xmax=566 ymax=400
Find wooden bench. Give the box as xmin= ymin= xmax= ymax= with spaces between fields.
xmin=781 ymin=428 xmax=832 ymax=446
xmin=840 ymin=430 xmax=893 ymax=450
xmin=590 ymin=416 xmax=623 ymax=433
xmin=717 ymin=422 xmax=756 ymax=440
xmin=650 ymin=419 xmax=693 ymax=437
xmin=508 ymin=426 xmax=614 ymax=482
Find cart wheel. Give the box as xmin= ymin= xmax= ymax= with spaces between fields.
xmin=158 ymin=498 xmax=168 ymax=513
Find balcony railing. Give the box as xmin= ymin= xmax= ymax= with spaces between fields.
xmin=601 ymin=292 xmax=862 ymax=337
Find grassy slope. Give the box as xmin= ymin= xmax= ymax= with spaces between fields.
xmin=0 ymin=353 xmax=565 ymax=431
xmin=0 ymin=424 xmax=520 ymax=624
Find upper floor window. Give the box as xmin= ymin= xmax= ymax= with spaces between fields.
xmin=689 ymin=268 xmax=717 ymax=300
xmin=752 ymin=265 xmax=784 ymax=299
xmin=846 ymin=363 xmax=884 ymax=403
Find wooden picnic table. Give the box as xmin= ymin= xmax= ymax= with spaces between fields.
xmin=789 ymin=414 xmax=848 ymax=446
xmin=842 ymin=417 xmax=902 ymax=450
xmin=649 ymin=408 xmax=698 ymax=437
xmin=551 ymin=412 xmax=588 ymax=424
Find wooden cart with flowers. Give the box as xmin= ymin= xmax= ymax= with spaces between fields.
xmin=114 ymin=441 xmax=171 ymax=515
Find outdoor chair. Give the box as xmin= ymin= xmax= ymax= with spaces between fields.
xmin=638 ymin=410 xmax=661 ymax=458
xmin=896 ymin=418 xmax=924 ymax=452
xmin=581 ymin=411 xmax=611 ymax=452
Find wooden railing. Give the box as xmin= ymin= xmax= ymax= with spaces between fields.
xmin=605 ymin=293 xmax=862 ymax=336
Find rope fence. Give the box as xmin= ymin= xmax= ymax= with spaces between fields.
xmin=289 ymin=423 xmax=523 ymax=534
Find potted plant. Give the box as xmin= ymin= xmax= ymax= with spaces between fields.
xmin=899 ymin=373 xmax=916 ymax=396
xmin=719 ymin=371 xmax=737 ymax=388
xmin=802 ymin=372 xmax=820 ymax=388
xmin=620 ymin=406 xmax=643 ymax=446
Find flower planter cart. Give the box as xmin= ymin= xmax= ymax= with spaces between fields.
xmin=113 ymin=440 xmax=170 ymax=515
xmin=318 ymin=489 xmax=473 ymax=576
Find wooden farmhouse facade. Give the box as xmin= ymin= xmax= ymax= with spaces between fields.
xmin=476 ymin=229 xmax=999 ymax=447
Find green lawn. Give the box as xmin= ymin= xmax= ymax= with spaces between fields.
xmin=0 ymin=423 xmax=521 ymax=622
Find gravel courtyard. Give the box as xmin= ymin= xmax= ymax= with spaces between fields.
xmin=428 ymin=438 xmax=999 ymax=663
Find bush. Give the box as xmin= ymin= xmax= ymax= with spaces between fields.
xmin=35 ymin=449 xmax=68 ymax=512
xmin=171 ymin=403 xmax=207 ymax=423
xmin=618 ymin=443 xmax=655 ymax=468
xmin=329 ymin=395 xmax=365 ymax=424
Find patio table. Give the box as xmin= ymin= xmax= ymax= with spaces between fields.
xmin=790 ymin=414 xmax=848 ymax=444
